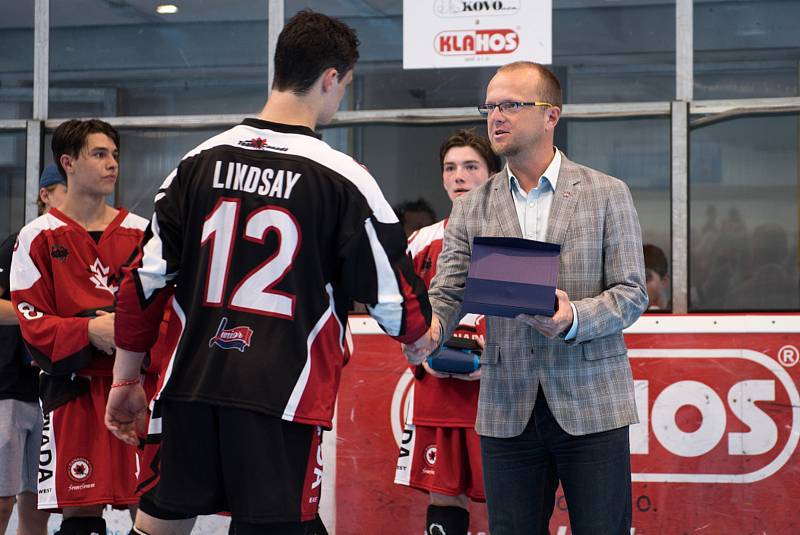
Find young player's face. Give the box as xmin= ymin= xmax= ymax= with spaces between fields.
xmin=64 ymin=133 xmax=119 ymax=197
xmin=646 ymin=269 xmax=669 ymax=310
xmin=442 ymin=146 xmax=491 ymax=202
xmin=484 ymin=69 xmax=557 ymax=158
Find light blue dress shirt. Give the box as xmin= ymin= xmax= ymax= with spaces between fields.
xmin=507 ymin=149 xmax=578 ymax=340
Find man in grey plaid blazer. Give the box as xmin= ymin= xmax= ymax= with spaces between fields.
xmin=404 ymin=62 xmax=647 ymax=534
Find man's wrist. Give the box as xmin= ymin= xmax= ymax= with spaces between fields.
xmin=111 ymin=377 xmax=141 ymax=389
xmin=432 ymin=315 xmax=444 ymax=346
xmin=560 ymin=303 xmax=579 ymax=340
xmin=112 ymin=348 xmax=146 ymax=381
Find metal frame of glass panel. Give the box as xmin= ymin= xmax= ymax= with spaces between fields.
xmin=2 ymin=0 xmax=798 ymax=313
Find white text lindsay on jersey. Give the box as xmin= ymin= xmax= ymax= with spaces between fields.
xmin=212 ymin=160 xmax=302 ymax=199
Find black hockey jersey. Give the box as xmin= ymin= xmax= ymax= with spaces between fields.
xmin=116 ymin=119 xmax=430 ymax=428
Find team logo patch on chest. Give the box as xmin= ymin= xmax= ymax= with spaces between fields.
xmin=51 ymin=244 xmax=69 ymax=263
xmin=87 ymin=258 xmax=118 ymax=294
xmin=209 ymin=317 xmax=253 ymax=352
xmin=67 ymin=457 xmax=92 ymax=482
xmin=238 ymin=137 xmax=288 ymax=152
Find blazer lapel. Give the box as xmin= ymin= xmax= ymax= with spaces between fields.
xmin=490 ymin=169 xmax=523 ymax=238
xmin=545 ymin=155 xmax=581 ymax=245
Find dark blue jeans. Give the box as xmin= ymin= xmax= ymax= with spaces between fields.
xmin=480 ymin=388 xmax=632 ymax=535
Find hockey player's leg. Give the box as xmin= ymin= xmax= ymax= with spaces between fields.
xmin=17 ymin=491 xmax=49 ymax=535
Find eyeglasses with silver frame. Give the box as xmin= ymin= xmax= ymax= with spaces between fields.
xmin=477 ymin=101 xmax=555 ymax=116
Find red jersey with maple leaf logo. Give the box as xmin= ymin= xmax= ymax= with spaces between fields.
xmin=406 ymin=219 xmax=485 ymax=428
xmin=10 ymin=208 xmax=148 ymax=383
xmin=10 ymin=207 xmax=151 ymax=509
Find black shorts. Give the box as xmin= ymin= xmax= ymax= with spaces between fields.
xmin=139 ymin=399 xmax=324 ymax=524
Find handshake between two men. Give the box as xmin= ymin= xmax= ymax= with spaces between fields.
xmin=401 ymin=288 xmax=575 ymax=366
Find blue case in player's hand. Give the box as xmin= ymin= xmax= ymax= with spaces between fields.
xmin=427 ymin=337 xmax=481 ymax=374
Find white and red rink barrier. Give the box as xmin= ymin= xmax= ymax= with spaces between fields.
xmin=13 ymin=315 xmax=797 ymax=534
xmin=324 ymin=314 xmax=800 ymax=534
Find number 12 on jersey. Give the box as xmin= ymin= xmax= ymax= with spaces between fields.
xmin=200 ymin=198 xmax=301 ymax=319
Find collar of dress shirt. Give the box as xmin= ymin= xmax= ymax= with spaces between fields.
xmin=508 ymin=148 xmax=562 ymax=196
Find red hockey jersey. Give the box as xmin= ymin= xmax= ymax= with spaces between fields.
xmin=406 ymin=219 xmax=484 ymax=428
xmin=10 ymin=208 xmax=148 ymax=409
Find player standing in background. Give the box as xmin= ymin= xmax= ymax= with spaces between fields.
xmin=10 ymin=120 xmax=153 ymax=535
xmin=105 ymin=10 xmax=431 ymax=535
xmin=0 ymin=163 xmax=66 ymax=535
xmin=394 ymin=129 xmax=500 ymax=535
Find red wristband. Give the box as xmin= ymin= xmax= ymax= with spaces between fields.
xmin=110 ymin=378 xmax=140 ymax=389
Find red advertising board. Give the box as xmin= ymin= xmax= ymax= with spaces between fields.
xmin=327 ymin=315 xmax=800 ymax=534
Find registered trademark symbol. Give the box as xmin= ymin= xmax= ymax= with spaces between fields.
xmin=777 ymin=345 xmax=799 ymax=367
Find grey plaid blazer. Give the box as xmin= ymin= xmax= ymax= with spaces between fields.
xmin=429 ymin=155 xmax=648 ymax=438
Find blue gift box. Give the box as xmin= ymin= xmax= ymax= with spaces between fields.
xmin=462 ymin=237 xmax=561 ymax=318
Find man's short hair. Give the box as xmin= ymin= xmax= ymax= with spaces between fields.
xmin=272 ymin=10 xmax=360 ymax=94
xmin=643 ymin=244 xmax=668 ymax=278
xmin=439 ymin=128 xmax=502 ymax=175
xmin=498 ymin=61 xmax=563 ymax=110
xmin=52 ymin=119 xmax=120 ymax=180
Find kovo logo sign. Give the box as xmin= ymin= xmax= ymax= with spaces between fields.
xmin=435 ymin=29 xmax=519 ymax=56
xmin=630 ymin=349 xmax=800 ymax=484
xmin=434 ymin=0 xmax=521 ymax=17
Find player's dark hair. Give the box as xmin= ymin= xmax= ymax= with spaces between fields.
xmin=439 ymin=128 xmax=502 ymax=174
xmin=643 ymin=243 xmax=669 ymax=277
xmin=394 ymin=198 xmax=437 ymax=224
xmin=272 ymin=10 xmax=360 ymax=94
xmin=52 ymin=119 xmax=120 ymax=181
xmin=498 ymin=61 xmax=563 ymax=110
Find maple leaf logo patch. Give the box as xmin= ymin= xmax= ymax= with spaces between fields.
xmin=87 ymin=258 xmax=118 ymax=294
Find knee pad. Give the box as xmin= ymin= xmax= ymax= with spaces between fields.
xmin=426 ymin=504 xmax=469 ymax=535
xmin=55 ymin=516 xmax=106 ymax=535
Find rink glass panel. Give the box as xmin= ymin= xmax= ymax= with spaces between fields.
xmin=0 ymin=131 xmax=27 ymax=239
xmin=46 ymin=1 xmax=269 ymax=118
xmin=694 ymin=0 xmax=800 ymax=100
xmin=0 ymin=2 xmax=33 ymax=120
xmin=689 ymin=112 xmax=800 ymax=312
